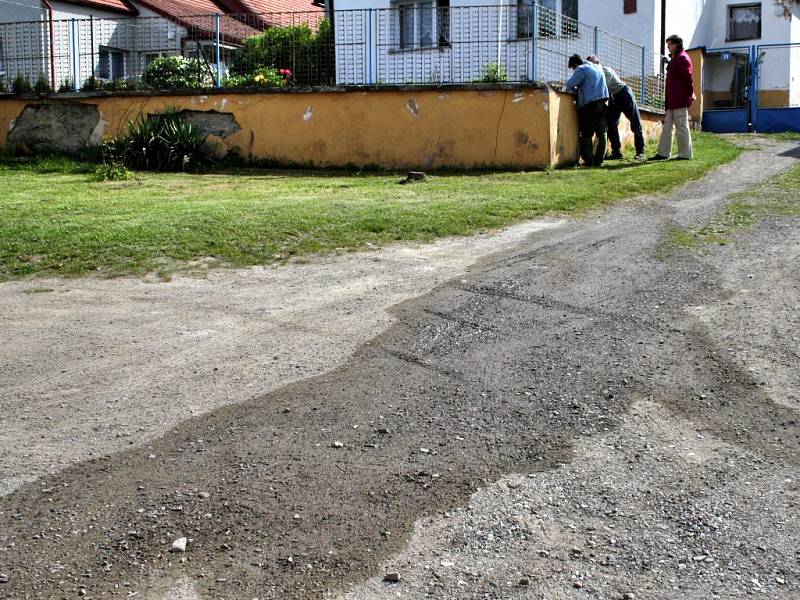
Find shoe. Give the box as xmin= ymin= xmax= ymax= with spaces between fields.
xmin=674 ymin=157 xmax=692 ymax=161
xmin=634 ymin=153 xmax=646 ymax=161
xmin=607 ymin=152 xmax=624 ymax=160
xmin=648 ymin=154 xmax=669 ymax=161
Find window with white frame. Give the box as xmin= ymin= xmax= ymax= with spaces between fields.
xmin=535 ymin=0 xmax=579 ymax=38
xmin=396 ymin=0 xmax=450 ymax=50
xmin=728 ymin=3 xmax=761 ymax=41
xmin=517 ymin=0 xmax=533 ymax=39
xmin=98 ymin=47 xmax=125 ymax=80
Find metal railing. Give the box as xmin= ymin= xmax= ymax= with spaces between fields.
xmin=0 ymin=4 xmax=666 ymax=109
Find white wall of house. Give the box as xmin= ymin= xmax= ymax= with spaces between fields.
xmin=333 ymin=0 xmax=658 ymax=88
xmin=0 ymin=0 xmax=48 ymax=87
xmin=56 ymin=0 xmax=193 ymax=89
xmin=694 ymin=1 xmax=791 ymax=48
xmin=575 ymin=0 xmax=657 ymax=53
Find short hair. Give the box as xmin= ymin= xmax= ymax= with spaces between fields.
xmin=666 ymin=34 xmax=683 ymax=48
xmin=586 ymin=55 xmax=600 ymax=64
xmin=568 ymin=54 xmax=583 ymax=69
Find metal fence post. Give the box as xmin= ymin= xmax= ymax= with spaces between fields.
xmin=640 ymin=45 xmax=646 ymax=104
xmin=530 ymin=4 xmax=538 ymax=82
xmin=214 ymin=13 xmax=222 ymax=88
xmin=750 ymin=44 xmax=759 ymax=132
xmin=593 ymin=26 xmax=598 ymax=56
xmin=89 ymin=15 xmax=95 ymax=81
xmin=367 ymin=8 xmax=373 ymax=85
xmin=71 ymin=18 xmax=80 ymax=91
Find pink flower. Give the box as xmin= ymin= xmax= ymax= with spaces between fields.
xmin=279 ymin=69 xmax=293 ymax=78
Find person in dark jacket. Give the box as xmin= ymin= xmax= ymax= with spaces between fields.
xmin=586 ymin=55 xmax=645 ymax=161
xmin=565 ymin=54 xmax=609 ymax=167
xmin=650 ymin=34 xmax=695 ymax=160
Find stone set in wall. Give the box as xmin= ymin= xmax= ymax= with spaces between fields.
xmin=0 ymin=87 xmax=662 ymax=169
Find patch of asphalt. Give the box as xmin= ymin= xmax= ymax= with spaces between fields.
xmin=686 ymin=214 xmax=800 ymax=413
xmin=0 ymin=219 xmax=562 ymax=497
xmin=335 ymin=145 xmax=800 ymax=600
xmin=334 ymin=400 xmax=798 ymax=600
xmin=0 ymin=139 xmax=798 ymax=600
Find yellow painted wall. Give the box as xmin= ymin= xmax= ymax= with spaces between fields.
xmin=553 ymin=90 xmax=663 ymax=165
xmin=687 ymin=48 xmax=704 ymax=123
xmin=0 ymin=87 xmax=664 ymax=169
xmin=549 ymin=90 xmax=580 ymax=167
xmin=0 ymin=89 xmax=556 ymax=169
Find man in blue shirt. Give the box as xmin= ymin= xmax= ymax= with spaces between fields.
xmin=565 ymin=54 xmax=609 ymax=167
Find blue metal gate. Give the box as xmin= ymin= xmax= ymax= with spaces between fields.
xmin=702 ymin=46 xmax=754 ymax=134
xmin=702 ymin=43 xmax=800 ymax=134
xmin=753 ymin=42 xmax=800 ymax=133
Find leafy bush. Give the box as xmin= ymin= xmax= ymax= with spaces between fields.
xmin=0 ymin=75 xmax=7 ymax=93
xmin=12 ymin=74 xmax=33 ymax=95
xmin=91 ymin=162 xmax=133 ymax=181
xmin=476 ymin=63 xmax=508 ymax=84
xmin=231 ymin=18 xmax=334 ymax=86
xmin=81 ymin=75 xmax=142 ymax=92
xmin=143 ymin=56 xmax=213 ymax=90
xmin=58 ymin=78 xmax=73 ymax=93
xmin=105 ymin=108 xmax=213 ymax=172
xmin=34 ymin=73 xmax=53 ymax=95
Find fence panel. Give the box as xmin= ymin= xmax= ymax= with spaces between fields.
xmin=0 ymin=5 xmax=666 ymax=110
xmin=757 ymin=44 xmax=800 ymax=109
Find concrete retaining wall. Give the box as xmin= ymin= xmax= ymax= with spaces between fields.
xmin=0 ymin=87 xmax=662 ymax=169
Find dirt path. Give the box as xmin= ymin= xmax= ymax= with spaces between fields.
xmin=0 ymin=219 xmax=561 ymax=496
xmin=0 ymin=138 xmax=798 ymax=600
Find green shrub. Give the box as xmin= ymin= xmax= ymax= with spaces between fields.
xmin=58 ymin=78 xmax=73 ymax=93
xmin=91 ymin=162 xmax=133 ymax=181
xmin=476 ymin=63 xmax=508 ymax=84
xmin=34 ymin=73 xmax=53 ymax=95
xmin=143 ymin=56 xmax=213 ymax=90
xmin=231 ymin=18 xmax=334 ymax=87
xmin=0 ymin=75 xmax=7 ymax=93
xmin=106 ymin=108 xmax=213 ymax=172
xmin=12 ymin=74 xmax=33 ymax=95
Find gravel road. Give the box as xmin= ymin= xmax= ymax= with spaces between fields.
xmin=0 ymin=219 xmax=560 ymax=497
xmin=0 ymin=138 xmax=798 ymax=600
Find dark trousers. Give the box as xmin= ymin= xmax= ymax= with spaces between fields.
xmin=577 ymin=99 xmax=607 ymax=166
xmin=607 ymin=86 xmax=644 ymax=155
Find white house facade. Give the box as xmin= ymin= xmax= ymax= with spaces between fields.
xmin=333 ymin=0 xmax=655 ymax=88
xmin=0 ymin=0 xmax=259 ymax=91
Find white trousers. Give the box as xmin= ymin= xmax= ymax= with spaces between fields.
xmin=657 ymin=107 xmax=693 ymax=159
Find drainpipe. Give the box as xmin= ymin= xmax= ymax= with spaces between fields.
xmin=42 ymin=0 xmax=57 ymax=90
xmin=659 ymin=0 xmax=666 ymax=57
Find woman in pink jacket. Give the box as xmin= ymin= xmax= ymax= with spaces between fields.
xmin=650 ymin=35 xmax=695 ymax=161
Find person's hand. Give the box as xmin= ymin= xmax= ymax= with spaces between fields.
xmin=690 ymin=92 xmax=696 ymax=105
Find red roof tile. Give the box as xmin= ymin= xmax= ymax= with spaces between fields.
xmin=222 ymin=0 xmax=324 ymax=27
xmin=57 ymin=0 xmax=138 ymax=15
xmin=133 ymin=0 xmax=262 ymax=42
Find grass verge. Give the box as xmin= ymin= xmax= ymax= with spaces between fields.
xmin=664 ymin=162 xmax=800 ymax=251
xmin=1 ymin=132 xmax=740 ymax=280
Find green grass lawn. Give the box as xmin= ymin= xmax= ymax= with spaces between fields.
xmin=0 ymin=132 xmax=741 ymax=280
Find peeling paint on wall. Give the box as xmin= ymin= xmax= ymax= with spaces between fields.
xmin=303 ymin=106 xmax=314 ymax=122
xmin=512 ymin=93 xmax=526 ymax=102
xmin=7 ymin=103 xmax=105 ymax=153
xmin=177 ymin=110 xmax=241 ymax=138
xmin=406 ymin=98 xmax=420 ymax=117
